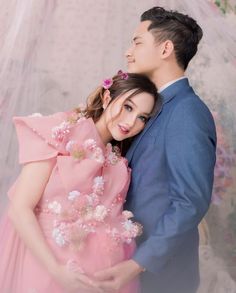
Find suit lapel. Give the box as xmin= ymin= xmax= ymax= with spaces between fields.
xmin=126 ymin=99 xmax=163 ymax=163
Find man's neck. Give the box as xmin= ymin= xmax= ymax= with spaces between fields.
xmin=150 ymin=65 xmax=185 ymax=90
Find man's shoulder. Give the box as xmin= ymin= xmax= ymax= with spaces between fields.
xmin=171 ymin=86 xmax=212 ymax=118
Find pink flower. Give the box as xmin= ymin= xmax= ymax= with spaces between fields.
xmin=86 ymin=193 xmax=100 ymax=207
xmin=52 ymin=121 xmax=71 ymax=142
xmin=117 ymin=70 xmax=129 ymax=80
xmin=102 ymin=78 xmax=113 ymax=89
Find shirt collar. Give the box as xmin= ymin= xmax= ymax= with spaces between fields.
xmin=159 ymin=76 xmax=187 ymax=93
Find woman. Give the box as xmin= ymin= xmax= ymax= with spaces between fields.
xmin=0 ymin=71 xmax=159 ymax=293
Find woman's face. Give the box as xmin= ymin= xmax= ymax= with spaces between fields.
xmin=101 ymin=90 xmax=155 ymax=142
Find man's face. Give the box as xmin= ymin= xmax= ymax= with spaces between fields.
xmin=125 ymin=21 xmax=163 ymax=77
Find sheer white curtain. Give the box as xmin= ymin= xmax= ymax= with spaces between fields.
xmin=0 ymin=0 xmax=236 ymax=291
xmin=0 ymin=0 xmax=156 ymax=209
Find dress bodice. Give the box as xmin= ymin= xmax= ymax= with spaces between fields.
xmin=10 ymin=111 xmax=142 ymax=254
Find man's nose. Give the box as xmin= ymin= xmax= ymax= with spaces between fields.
xmin=125 ymin=46 xmax=132 ymax=58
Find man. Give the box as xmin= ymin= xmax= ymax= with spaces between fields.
xmin=95 ymin=6 xmax=216 ymax=293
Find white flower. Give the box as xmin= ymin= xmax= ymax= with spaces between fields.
xmin=52 ymin=121 xmax=70 ymax=141
xmin=94 ymin=205 xmax=108 ymax=221
xmin=90 ymin=147 xmax=105 ymax=163
xmin=93 ymin=176 xmax=104 ymax=184
xmin=48 ymin=201 xmax=61 ymax=214
xmin=52 ymin=228 xmax=66 ymax=246
xmin=83 ymin=139 xmax=96 ymax=150
xmin=66 ymin=140 xmax=76 ymax=152
xmin=125 ymin=238 xmax=132 ymax=244
xmin=109 ymin=227 xmax=119 ymax=237
xmin=122 ymin=210 xmax=134 ymax=219
xmin=92 ymin=176 xmax=105 ymax=195
xmin=107 ymin=151 xmax=118 ymax=165
xmin=29 ymin=112 xmax=43 ymax=117
xmin=86 ymin=193 xmax=99 ymax=206
xmin=122 ymin=219 xmax=134 ymax=231
xmin=68 ymin=190 xmax=81 ymax=201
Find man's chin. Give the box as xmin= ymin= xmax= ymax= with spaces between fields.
xmin=126 ymin=66 xmax=142 ymax=74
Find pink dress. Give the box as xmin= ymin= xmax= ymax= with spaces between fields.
xmin=0 ymin=112 xmax=141 ymax=293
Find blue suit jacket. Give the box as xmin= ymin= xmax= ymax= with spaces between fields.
xmin=125 ymin=78 xmax=216 ymax=293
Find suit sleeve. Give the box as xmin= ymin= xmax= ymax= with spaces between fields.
xmin=132 ymin=98 xmax=217 ymax=274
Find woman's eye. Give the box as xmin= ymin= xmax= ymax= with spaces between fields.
xmin=124 ymin=104 xmax=132 ymax=112
xmin=139 ymin=116 xmax=148 ymax=123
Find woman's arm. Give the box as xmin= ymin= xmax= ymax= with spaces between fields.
xmin=8 ymin=159 xmax=100 ymax=292
xmin=8 ymin=159 xmax=58 ymax=275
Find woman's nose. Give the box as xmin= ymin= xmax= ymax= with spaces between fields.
xmin=125 ymin=114 xmax=137 ymax=128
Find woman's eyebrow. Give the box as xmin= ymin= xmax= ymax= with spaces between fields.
xmin=127 ymin=99 xmax=150 ymax=116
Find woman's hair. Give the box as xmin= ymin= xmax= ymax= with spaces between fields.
xmin=141 ymin=7 xmax=203 ymax=70
xmin=75 ymin=72 xmax=159 ymax=155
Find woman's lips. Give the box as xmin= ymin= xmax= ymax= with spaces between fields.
xmin=118 ymin=125 xmax=130 ymax=135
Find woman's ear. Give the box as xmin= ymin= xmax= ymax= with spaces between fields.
xmin=102 ymin=90 xmax=112 ymax=110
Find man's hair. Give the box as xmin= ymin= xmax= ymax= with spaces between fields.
xmin=141 ymin=7 xmax=203 ymax=70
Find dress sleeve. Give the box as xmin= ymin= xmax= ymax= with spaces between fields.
xmin=13 ymin=113 xmax=66 ymax=164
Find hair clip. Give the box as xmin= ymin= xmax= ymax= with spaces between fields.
xmin=117 ymin=70 xmax=129 ymax=80
xmin=102 ymin=78 xmax=113 ymax=89
xmin=102 ymin=70 xmax=129 ymax=89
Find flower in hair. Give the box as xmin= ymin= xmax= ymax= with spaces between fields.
xmin=117 ymin=70 xmax=129 ymax=80
xmin=102 ymin=78 xmax=113 ymax=89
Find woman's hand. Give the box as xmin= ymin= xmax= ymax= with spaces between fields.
xmin=53 ymin=264 xmax=103 ymax=293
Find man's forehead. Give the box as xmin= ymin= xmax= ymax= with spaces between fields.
xmin=133 ymin=21 xmax=151 ymax=38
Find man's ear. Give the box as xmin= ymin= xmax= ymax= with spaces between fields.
xmin=161 ymin=40 xmax=174 ymax=59
xmin=102 ymin=90 xmax=112 ymax=110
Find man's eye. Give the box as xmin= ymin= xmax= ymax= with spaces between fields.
xmin=139 ymin=116 xmax=148 ymax=123
xmin=135 ymin=42 xmax=141 ymax=45
xmin=124 ymin=104 xmax=132 ymax=112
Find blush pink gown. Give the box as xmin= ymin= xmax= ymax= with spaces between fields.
xmin=0 ymin=112 xmax=141 ymax=293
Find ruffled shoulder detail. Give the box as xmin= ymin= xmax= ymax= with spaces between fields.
xmin=13 ymin=112 xmax=68 ymax=164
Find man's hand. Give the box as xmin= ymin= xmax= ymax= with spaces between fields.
xmin=94 ymin=260 xmax=144 ymax=292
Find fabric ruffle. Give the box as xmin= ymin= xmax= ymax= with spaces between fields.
xmin=13 ymin=112 xmax=68 ymax=164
